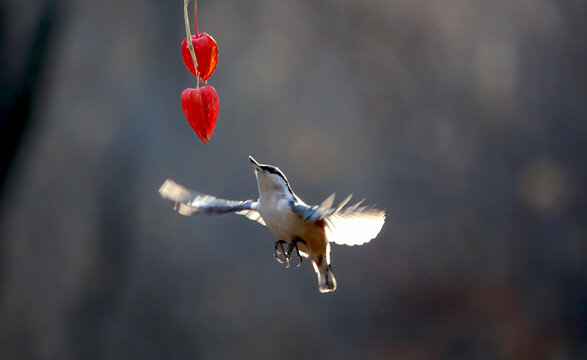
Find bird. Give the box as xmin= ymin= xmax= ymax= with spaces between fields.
xmin=158 ymin=156 xmax=386 ymax=293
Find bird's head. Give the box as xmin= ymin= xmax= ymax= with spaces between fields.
xmin=249 ymin=156 xmax=295 ymax=200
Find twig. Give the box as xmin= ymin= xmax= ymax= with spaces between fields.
xmin=183 ymin=0 xmax=199 ymax=79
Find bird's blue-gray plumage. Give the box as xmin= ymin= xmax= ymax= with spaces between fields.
xmin=158 ymin=179 xmax=266 ymax=225
xmin=289 ymin=194 xmax=354 ymax=222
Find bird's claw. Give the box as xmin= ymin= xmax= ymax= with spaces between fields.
xmin=274 ymin=238 xmax=306 ymax=268
xmin=274 ymin=240 xmax=288 ymax=265
xmin=287 ymin=238 xmax=307 ymax=268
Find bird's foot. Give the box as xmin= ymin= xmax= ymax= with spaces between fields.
xmin=286 ymin=238 xmax=307 ymax=268
xmin=274 ymin=240 xmax=288 ymax=265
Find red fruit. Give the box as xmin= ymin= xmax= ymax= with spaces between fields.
xmin=182 ymin=34 xmax=218 ymax=82
xmin=181 ymin=86 xmax=219 ymax=144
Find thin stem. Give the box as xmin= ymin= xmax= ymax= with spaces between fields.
xmin=193 ymin=0 xmax=198 ymax=36
xmin=183 ymin=0 xmax=199 ymax=79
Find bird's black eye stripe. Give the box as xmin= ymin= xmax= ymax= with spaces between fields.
xmin=260 ymin=165 xmax=296 ymax=197
xmin=261 ymin=165 xmax=285 ymax=179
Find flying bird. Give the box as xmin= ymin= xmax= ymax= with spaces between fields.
xmin=158 ymin=156 xmax=386 ymax=293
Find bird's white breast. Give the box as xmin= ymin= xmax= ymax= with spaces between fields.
xmin=258 ymin=197 xmax=299 ymax=240
xmin=258 ymin=197 xmax=327 ymax=257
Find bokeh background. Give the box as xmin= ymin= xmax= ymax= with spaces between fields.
xmin=1 ymin=0 xmax=585 ymax=359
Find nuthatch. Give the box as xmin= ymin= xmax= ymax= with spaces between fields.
xmin=159 ymin=156 xmax=386 ymax=293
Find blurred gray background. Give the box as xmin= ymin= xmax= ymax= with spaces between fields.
xmin=1 ymin=0 xmax=585 ymax=359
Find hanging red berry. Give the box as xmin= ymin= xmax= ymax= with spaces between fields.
xmin=181 ymin=34 xmax=218 ymax=82
xmin=180 ymin=0 xmax=220 ymax=144
xmin=181 ymin=86 xmax=219 ymax=144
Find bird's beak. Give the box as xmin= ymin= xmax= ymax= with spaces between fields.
xmin=249 ymin=156 xmax=262 ymax=171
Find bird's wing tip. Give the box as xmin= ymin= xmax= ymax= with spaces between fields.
xmin=158 ymin=179 xmax=193 ymax=203
xmin=158 ymin=179 xmax=174 ymax=197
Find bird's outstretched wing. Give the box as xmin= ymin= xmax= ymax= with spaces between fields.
xmin=290 ymin=194 xmax=385 ymax=246
xmin=158 ymin=179 xmax=266 ymax=226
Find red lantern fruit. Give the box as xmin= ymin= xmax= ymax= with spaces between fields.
xmin=181 ymin=34 xmax=218 ymax=82
xmin=181 ymin=86 xmax=219 ymax=144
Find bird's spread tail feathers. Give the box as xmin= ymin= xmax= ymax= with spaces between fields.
xmin=317 ymin=265 xmax=337 ymax=293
